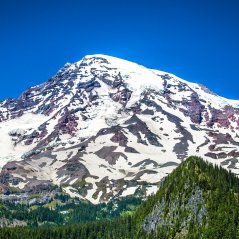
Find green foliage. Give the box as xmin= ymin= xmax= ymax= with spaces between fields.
xmin=0 ymin=195 xmax=142 ymax=228
xmin=2 ymin=156 xmax=239 ymax=238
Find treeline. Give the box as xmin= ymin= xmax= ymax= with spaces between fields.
xmin=134 ymin=156 xmax=239 ymax=238
xmin=0 ymin=195 xmax=142 ymax=227
xmin=2 ymin=156 xmax=239 ymax=238
xmin=0 ymin=216 xmax=160 ymax=239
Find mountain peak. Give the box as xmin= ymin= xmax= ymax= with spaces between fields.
xmin=82 ymin=53 xmax=136 ymax=63
xmin=79 ymin=54 xmax=148 ymax=73
xmin=0 ymin=55 xmax=239 ymax=203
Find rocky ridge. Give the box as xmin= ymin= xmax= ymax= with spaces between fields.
xmin=0 ymin=54 xmax=238 ymax=203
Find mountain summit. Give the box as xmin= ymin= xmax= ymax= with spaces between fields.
xmin=0 ymin=54 xmax=239 ymax=203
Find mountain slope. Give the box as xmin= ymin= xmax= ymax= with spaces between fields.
xmin=1 ymin=156 xmax=239 ymax=238
xmin=138 ymin=156 xmax=239 ymax=238
xmin=0 ymin=54 xmax=239 ymax=203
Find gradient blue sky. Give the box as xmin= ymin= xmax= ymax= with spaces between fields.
xmin=0 ymin=0 xmax=239 ymax=101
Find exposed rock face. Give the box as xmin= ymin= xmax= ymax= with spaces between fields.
xmin=0 ymin=54 xmax=238 ymax=203
xmin=95 ymin=146 xmax=127 ymax=165
xmin=183 ymin=92 xmax=204 ymax=124
xmin=0 ymin=218 xmax=27 ymax=228
xmin=143 ymin=187 xmax=207 ymax=232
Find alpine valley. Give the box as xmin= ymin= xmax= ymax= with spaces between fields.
xmin=0 ymin=55 xmax=239 ymax=237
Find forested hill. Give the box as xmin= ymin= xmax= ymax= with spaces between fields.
xmin=1 ymin=156 xmax=239 ymax=239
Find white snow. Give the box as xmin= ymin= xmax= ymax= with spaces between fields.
xmin=121 ymin=186 xmax=138 ymax=197
xmin=152 ymin=69 xmax=239 ymax=109
xmin=146 ymin=185 xmax=159 ymax=196
xmin=0 ymin=113 xmax=48 ymax=168
xmin=0 ymin=54 xmax=239 ymax=203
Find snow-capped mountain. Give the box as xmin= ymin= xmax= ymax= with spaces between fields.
xmin=0 ymin=54 xmax=239 ymax=203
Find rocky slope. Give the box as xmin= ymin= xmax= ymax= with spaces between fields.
xmin=139 ymin=156 xmax=239 ymax=238
xmin=2 ymin=156 xmax=239 ymax=238
xmin=0 ymin=54 xmax=239 ymax=203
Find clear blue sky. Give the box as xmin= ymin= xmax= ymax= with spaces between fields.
xmin=0 ymin=0 xmax=239 ymax=101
